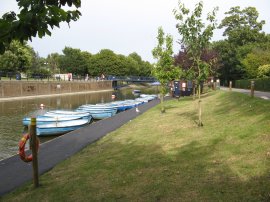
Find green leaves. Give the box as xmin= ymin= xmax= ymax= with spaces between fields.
xmin=173 ymin=1 xmax=218 ymax=83
xmin=0 ymin=40 xmax=34 ymax=73
xmin=152 ymin=27 xmax=181 ymax=96
xmin=0 ymin=0 xmax=81 ymax=54
xmin=257 ymin=64 xmax=270 ymax=78
xmin=219 ymin=6 xmax=265 ymax=43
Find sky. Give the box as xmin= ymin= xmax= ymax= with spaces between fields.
xmin=1 ymin=0 xmax=270 ymax=63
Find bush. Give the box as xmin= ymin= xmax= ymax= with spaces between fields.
xmin=235 ymin=78 xmax=270 ymax=92
xmin=257 ymin=64 xmax=270 ymax=78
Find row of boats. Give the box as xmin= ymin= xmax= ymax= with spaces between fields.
xmin=22 ymin=94 xmax=157 ymax=136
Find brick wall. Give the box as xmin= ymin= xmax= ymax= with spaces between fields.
xmin=0 ymin=81 xmax=112 ymax=98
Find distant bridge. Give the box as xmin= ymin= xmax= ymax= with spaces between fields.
xmin=107 ymin=75 xmax=157 ymax=82
xmin=107 ymin=75 xmax=157 ymax=89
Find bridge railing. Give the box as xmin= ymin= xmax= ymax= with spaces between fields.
xmin=107 ymin=75 xmax=157 ymax=82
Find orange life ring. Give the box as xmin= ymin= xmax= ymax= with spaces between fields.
xmin=18 ymin=133 xmax=39 ymax=162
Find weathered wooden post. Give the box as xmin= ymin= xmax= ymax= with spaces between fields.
xmin=229 ymin=81 xmax=232 ymax=91
xmin=29 ymin=117 xmax=39 ymax=188
xmin=250 ymin=80 xmax=255 ymax=98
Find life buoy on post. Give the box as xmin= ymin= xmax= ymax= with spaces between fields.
xmin=18 ymin=133 xmax=39 ymax=163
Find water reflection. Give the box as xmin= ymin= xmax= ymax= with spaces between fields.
xmin=0 ymin=89 xmax=138 ymax=160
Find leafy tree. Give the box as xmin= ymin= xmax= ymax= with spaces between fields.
xmin=174 ymin=47 xmax=220 ymax=79
xmin=141 ymin=61 xmax=152 ymax=76
xmin=0 ymin=0 xmax=81 ymax=53
xmin=213 ymin=40 xmax=245 ymax=83
xmin=0 ymin=50 xmax=19 ymax=73
xmin=219 ymin=6 xmax=265 ymax=46
xmin=119 ymin=54 xmax=139 ymax=76
xmin=241 ymin=49 xmax=270 ymax=78
xmin=59 ymin=47 xmax=89 ymax=75
xmin=0 ymin=40 xmax=33 ymax=73
xmin=88 ymin=49 xmax=146 ymax=77
xmin=47 ymin=53 xmax=61 ymax=75
xmin=88 ymin=49 xmax=119 ymax=77
xmin=31 ymin=54 xmax=51 ymax=78
xmin=215 ymin=6 xmax=267 ymax=82
xmin=257 ymin=64 xmax=270 ymax=78
xmin=152 ymin=27 xmax=181 ymax=113
xmin=128 ymin=52 xmax=152 ymax=76
xmin=173 ymin=0 xmax=218 ymax=126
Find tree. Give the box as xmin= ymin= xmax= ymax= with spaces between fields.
xmin=173 ymin=1 xmax=218 ymax=126
xmin=128 ymin=52 xmax=152 ymax=76
xmin=47 ymin=53 xmax=61 ymax=75
xmin=88 ymin=49 xmax=119 ymax=77
xmin=215 ymin=6 xmax=267 ymax=81
xmin=174 ymin=47 xmax=220 ymax=80
xmin=0 ymin=50 xmax=19 ymax=73
xmin=59 ymin=47 xmax=89 ymax=75
xmin=219 ymin=6 xmax=265 ymax=46
xmin=30 ymin=53 xmax=51 ymax=78
xmin=88 ymin=49 xmax=146 ymax=77
xmin=119 ymin=55 xmax=139 ymax=76
xmin=241 ymin=49 xmax=270 ymax=78
xmin=152 ymin=27 xmax=181 ymax=113
xmin=257 ymin=64 xmax=270 ymax=78
xmin=0 ymin=0 xmax=81 ymax=53
xmin=0 ymin=40 xmax=33 ymax=74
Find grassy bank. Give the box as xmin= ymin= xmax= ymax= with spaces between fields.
xmin=2 ymin=91 xmax=270 ymax=201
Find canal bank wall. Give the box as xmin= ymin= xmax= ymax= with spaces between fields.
xmin=0 ymin=80 xmax=112 ymax=99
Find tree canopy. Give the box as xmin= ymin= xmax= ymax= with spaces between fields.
xmin=214 ymin=6 xmax=269 ymax=83
xmin=173 ymin=1 xmax=218 ymax=83
xmin=0 ymin=40 xmax=34 ymax=74
xmin=173 ymin=0 xmax=218 ymax=126
xmin=59 ymin=47 xmax=90 ymax=75
xmin=0 ymin=0 xmax=81 ymax=54
xmin=152 ymin=27 xmax=181 ymax=113
xmin=219 ymin=6 xmax=265 ymax=46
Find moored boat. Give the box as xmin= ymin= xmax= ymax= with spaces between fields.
xmin=22 ymin=115 xmax=90 ymax=126
xmin=45 ymin=110 xmax=91 ymax=117
xmin=36 ymin=118 xmax=91 ymax=136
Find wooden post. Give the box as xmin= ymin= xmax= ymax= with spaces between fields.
xmin=29 ymin=117 xmax=39 ymax=188
xmin=229 ymin=81 xmax=232 ymax=91
xmin=250 ymin=80 xmax=255 ymax=98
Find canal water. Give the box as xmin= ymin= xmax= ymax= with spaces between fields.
xmin=0 ymin=88 xmax=154 ymax=161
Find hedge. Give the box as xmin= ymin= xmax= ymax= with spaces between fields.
xmin=235 ymin=78 xmax=270 ymax=92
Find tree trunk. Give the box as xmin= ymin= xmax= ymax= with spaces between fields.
xmin=192 ymin=80 xmax=196 ymax=100
xmin=198 ymin=83 xmax=203 ymax=127
xmin=160 ymin=94 xmax=165 ymax=113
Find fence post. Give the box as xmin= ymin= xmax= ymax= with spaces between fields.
xmin=229 ymin=81 xmax=232 ymax=91
xmin=250 ymin=80 xmax=255 ymax=98
xmin=29 ymin=117 xmax=39 ymax=188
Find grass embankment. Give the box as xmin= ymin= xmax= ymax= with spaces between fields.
xmin=2 ymin=91 xmax=270 ymax=201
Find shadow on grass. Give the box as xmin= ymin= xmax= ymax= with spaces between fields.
xmin=10 ymin=139 xmax=269 ymax=201
xmin=79 ymin=140 xmax=270 ymax=201
xmin=212 ymin=91 xmax=270 ymax=121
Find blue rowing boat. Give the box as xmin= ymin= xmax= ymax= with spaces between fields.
xmin=45 ymin=110 xmax=91 ymax=117
xmin=36 ymin=118 xmax=91 ymax=136
xmin=22 ymin=115 xmax=90 ymax=126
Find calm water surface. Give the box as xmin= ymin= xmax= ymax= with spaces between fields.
xmin=0 ymin=88 xmax=147 ymax=160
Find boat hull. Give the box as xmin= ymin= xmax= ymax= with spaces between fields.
xmin=36 ymin=119 xmax=91 ymax=136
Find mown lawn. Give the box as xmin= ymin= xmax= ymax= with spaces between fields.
xmin=2 ymin=90 xmax=270 ymax=201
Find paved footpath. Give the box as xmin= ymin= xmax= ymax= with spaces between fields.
xmin=220 ymin=87 xmax=270 ymax=100
xmin=0 ymin=99 xmax=160 ymax=196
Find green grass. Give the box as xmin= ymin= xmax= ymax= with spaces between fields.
xmin=1 ymin=91 xmax=270 ymax=201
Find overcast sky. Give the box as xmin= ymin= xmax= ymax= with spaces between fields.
xmin=1 ymin=0 xmax=270 ymax=62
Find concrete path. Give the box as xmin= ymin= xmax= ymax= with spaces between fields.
xmin=0 ymin=99 xmax=160 ymax=196
xmin=220 ymin=87 xmax=270 ymax=100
